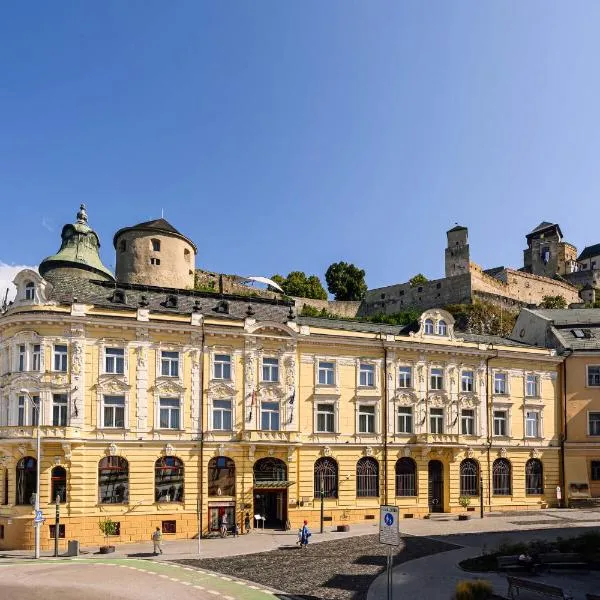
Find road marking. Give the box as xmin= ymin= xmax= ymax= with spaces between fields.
xmin=207 ymin=591 xmax=220 ymax=597
xmin=220 ymin=576 xmax=232 ymax=581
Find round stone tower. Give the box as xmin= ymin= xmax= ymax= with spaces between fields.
xmin=113 ymin=218 xmax=197 ymax=289
xmin=39 ymin=204 xmax=115 ymax=284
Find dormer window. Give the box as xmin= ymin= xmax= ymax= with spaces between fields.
xmin=152 ymin=239 xmax=161 ymax=252
xmin=111 ymin=290 xmax=127 ymax=304
xmin=166 ymin=295 xmax=178 ymax=309
xmin=437 ymin=320 xmax=447 ymax=336
xmin=25 ymin=282 xmax=35 ymax=301
xmin=424 ymin=319 xmax=434 ymax=335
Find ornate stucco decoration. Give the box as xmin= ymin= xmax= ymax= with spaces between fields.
xmin=61 ymin=443 xmax=72 ymax=462
xmin=322 ymin=446 xmax=332 ymax=457
xmin=466 ymin=448 xmax=475 ymax=459
xmin=395 ymin=392 xmax=418 ymax=406
xmin=217 ymin=443 xmax=226 ymax=456
xmin=402 ymin=447 xmax=411 ymax=458
xmin=410 ymin=308 xmax=459 ymax=340
xmin=287 ymin=447 xmax=295 ymax=462
xmin=152 ymin=378 xmax=186 ymax=395
xmin=97 ymin=377 xmax=131 ymax=394
xmin=248 ymin=445 xmax=256 ymax=461
xmin=499 ymin=447 xmax=507 ymax=459
xmin=164 ymin=443 xmax=175 ymax=456
xmin=364 ymin=446 xmax=373 ymax=457
xmin=208 ymin=381 xmax=237 ymax=399
xmin=530 ymin=448 xmax=540 ymax=459
xmin=108 ymin=443 xmax=118 ymax=456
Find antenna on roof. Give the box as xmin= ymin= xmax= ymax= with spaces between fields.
xmin=161 ymin=208 xmax=164 ymax=218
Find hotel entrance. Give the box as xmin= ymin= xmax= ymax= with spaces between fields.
xmin=253 ymin=457 xmax=292 ymax=530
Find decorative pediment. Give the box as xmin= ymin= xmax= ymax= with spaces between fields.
xmin=208 ymin=381 xmax=237 ymax=398
xmin=258 ymin=385 xmax=286 ymax=401
xmin=428 ymin=393 xmax=448 ymax=407
xmin=245 ymin=321 xmax=297 ymax=337
xmin=11 ymin=374 xmax=42 ymax=389
xmin=97 ymin=376 xmax=130 ymax=394
xmin=11 ymin=329 xmax=41 ymax=343
xmin=396 ymin=392 xmax=418 ymax=405
xmin=459 ymin=394 xmax=480 ymax=407
xmin=152 ymin=378 xmax=186 ymax=395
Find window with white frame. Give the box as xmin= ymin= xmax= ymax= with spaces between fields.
xmin=430 ymin=368 xmax=443 ymax=390
xmin=430 ymin=408 xmax=443 ymax=434
xmin=525 ymin=410 xmax=540 ymax=438
xmin=17 ymin=395 xmax=26 ymax=426
xmin=54 ymin=344 xmax=68 ymax=372
xmin=32 ymin=344 xmax=41 ymax=372
xmin=212 ymin=399 xmax=232 ymax=430
xmin=102 ymin=395 xmax=125 ymax=428
xmin=28 ymin=395 xmax=40 ymax=426
xmin=213 ymin=354 xmax=231 ymax=380
xmin=461 ymin=371 xmax=474 ymax=392
xmin=589 ymin=412 xmax=600 ymax=436
xmin=359 ymin=363 xmax=375 ymax=387
xmin=437 ymin=320 xmax=447 ymax=336
xmin=17 ymin=345 xmax=26 ymax=372
xmin=461 ymin=409 xmax=475 ymax=435
xmin=262 ymin=357 xmax=279 ymax=383
xmin=318 ymin=361 xmax=335 ymax=386
xmin=261 ymin=401 xmax=280 ymax=431
xmin=493 ymin=410 xmax=507 ymax=436
xmin=424 ymin=319 xmax=434 ymax=334
xmin=52 ymin=394 xmax=68 ymax=427
xmin=160 ymin=351 xmax=179 ymax=377
xmin=494 ymin=372 xmax=507 ymax=395
xmin=25 ymin=282 xmax=35 ymax=301
xmin=588 ymin=366 xmax=600 ymax=387
xmin=159 ymin=398 xmax=181 ymax=429
xmin=358 ymin=405 xmax=376 ymax=434
xmin=398 ymin=366 xmax=412 ymax=388
xmin=397 ymin=406 xmax=413 ymax=434
xmin=525 ymin=374 xmax=539 ymax=397
xmin=316 ymin=403 xmax=335 ymax=433
xmin=105 ymin=348 xmax=125 ymax=374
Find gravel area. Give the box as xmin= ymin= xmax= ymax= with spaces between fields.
xmin=175 ymin=534 xmax=460 ymax=600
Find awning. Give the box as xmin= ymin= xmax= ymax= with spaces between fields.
xmin=253 ymin=480 xmax=295 ymax=489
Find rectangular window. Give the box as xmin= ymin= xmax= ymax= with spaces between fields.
xmin=103 ymin=395 xmax=125 ymax=428
xmin=316 ymin=403 xmax=335 ymax=433
xmin=30 ymin=396 xmax=40 ymax=426
xmin=318 ymin=361 xmax=335 ymax=386
xmin=162 ymin=520 xmax=176 ymax=534
xmin=49 ymin=524 xmax=66 ymax=539
xmin=262 ymin=357 xmax=279 ymax=383
xmin=588 ymin=366 xmax=600 ymax=387
xmin=591 ymin=461 xmax=600 ymax=481
xmin=105 ymin=348 xmax=125 ymax=375
xmin=52 ymin=394 xmax=68 ymax=427
xmin=359 ymin=363 xmax=375 ymax=387
xmin=430 ymin=368 xmax=443 ymax=390
xmin=212 ymin=399 xmax=232 ymax=430
xmin=32 ymin=344 xmax=41 ymax=372
xmin=54 ymin=344 xmax=68 ymax=372
xmin=493 ymin=410 xmax=507 ymax=436
xmin=159 ymin=398 xmax=181 ymax=429
xmin=430 ymin=408 xmax=444 ymax=434
xmin=461 ymin=371 xmax=474 ymax=392
xmin=494 ymin=373 xmax=507 ymax=395
xmin=214 ymin=354 xmax=231 ymax=380
xmin=358 ymin=405 xmax=376 ymax=434
xmin=261 ymin=401 xmax=280 ymax=431
xmin=17 ymin=395 xmax=25 ymax=426
xmin=150 ymin=257 xmax=160 ymax=265
xmin=526 ymin=374 xmax=539 ymax=397
xmin=160 ymin=351 xmax=179 ymax=377
xmin=18 ymin=344 xmax=26 ymax=372
xmin=397 ymin=406 xmax=413 ymax=434
xmin=461 ymin=409 xmax=475 ymax=435
xmin=589 ymin=412 xmax=600 ymax=436
xmin=525 ymin=411 xmax=540 ymax=438
xmin=398 ymin=366 xmax=412 ymax=389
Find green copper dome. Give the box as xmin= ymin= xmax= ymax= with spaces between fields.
xmin=39 ymin=204 xmax=115 ymax=282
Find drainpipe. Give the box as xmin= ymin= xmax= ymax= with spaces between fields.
xmin=382 ymin=342 xmax=389 ymax=505
xmin=485 ymin=347 xmax=499 ymax=516
xmin=560 ymin=349 xmax=573 ymax=509
xmin=198 ymin=323 xmax=205 ymax=549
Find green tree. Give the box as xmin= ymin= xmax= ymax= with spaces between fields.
xmin=540 ymin=295 xmax=567 ymax=309
xmin=325 ymin=262 xmax=368 ymax=301
xmin=269 ymin=271 xmax=327 ymax=299
xmin=409 ymin=273 xmax=428 ymax=287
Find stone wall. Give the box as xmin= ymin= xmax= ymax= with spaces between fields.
xmin=294 ymin=297 xmax=361 ymax=318
xmin=194 ymin=269 xmax=279 ymax=300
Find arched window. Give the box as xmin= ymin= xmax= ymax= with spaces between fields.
xmin=525 ymin=459 xmax=544 ymax=495
xmin=208 ymin=456 xmax=235 ymax=496
xmin=155 ymin=457 xmax=184 ymax=502
xmin=492 ymin=458 xmax=512 ymax=496
xmin=98 ymin=456 xmax=129 ymax=504
xmin=424 ymin=319 xmax=434 ymax=335
xmin=51 ymin=466 xmax=67 ymax=503
xmin=356 ymin=457 xmax=379 ymax=497
xmin=437 ymin=320 xmax=447 ymax=336
xmin=16 ymin=456 xmax=37 ymax=505
xmin=395 ymin=458 xmax=416 ymax=497
xmin=25 ymin=282 xmax=35 ymax=301
xmin=314 ymin=458 xmax=338 ymax=498
xmin=459 ymin=459 xmax=479 ymax=496
xmin=253 ymin=458 xmax=287 ymax=483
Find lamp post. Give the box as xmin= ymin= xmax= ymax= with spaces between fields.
xmin=20 ymin=389 xmax=41 ymax=559
xmin=319 ymin=471 xmax=325 ymax=534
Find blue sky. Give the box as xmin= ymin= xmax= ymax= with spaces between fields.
xmin=1 ymin=2 xmax=599 ymax=294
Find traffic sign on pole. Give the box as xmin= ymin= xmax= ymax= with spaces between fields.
xmin=379 ymin=505 xmax=400 ymax=546
xmin=33 ymin=510 xmax=44 ymax=524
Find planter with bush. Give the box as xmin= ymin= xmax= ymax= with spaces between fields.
xmin=458 ymin=496 xmax=471 ymax=520
xmin=98 ymin=518 xmax=118 ymax=554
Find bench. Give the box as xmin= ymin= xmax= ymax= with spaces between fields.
xmin=507 ymin=576 xmax=572 ymax=600
xmin=498 ymin=555 xmax=528 ymax=571
xmin=538 ymin=553 xmax=588 ymax=572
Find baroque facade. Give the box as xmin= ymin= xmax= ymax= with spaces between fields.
xmin=0 ymin=207 xmax=563 ymax=550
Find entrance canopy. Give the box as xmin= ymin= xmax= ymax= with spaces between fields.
xmin=253 ymin=480 xmax=294 ymax=489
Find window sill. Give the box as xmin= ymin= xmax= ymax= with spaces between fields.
xmin=315 ymin=431 xmax=337 ymax=435
xmin=212 ymin=378 xmax=233 ymax=383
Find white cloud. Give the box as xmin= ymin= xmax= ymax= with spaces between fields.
xmin=0 ymin=262 xmax=38 ymax=303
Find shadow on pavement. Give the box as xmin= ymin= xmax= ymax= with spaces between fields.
xmin=126 ymin=552 xmax=158 ymax=558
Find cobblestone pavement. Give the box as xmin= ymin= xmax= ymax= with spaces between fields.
xmin=177 ymin=534 xmax=460 ymax=600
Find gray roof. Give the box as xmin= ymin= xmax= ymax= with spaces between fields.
xmin=458 ymin=333 xmax=531 ymax=348
xmin=577 ymin=243 xmax=600 ymax=262
xmin=529 ymin=309 xmax=600 ymax=327
xmin=113 ymin=218 xmax=197 ymax=252
xmin=551 ymin=326 xmax=600 ymax=351
xmin=527 ymin=221 xmax=561 ymax=238
xmin=296 ymin=316 xmax=404 ymax=335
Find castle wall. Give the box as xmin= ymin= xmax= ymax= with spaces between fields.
xmin=294 ymin=298 xmax=361 ymax=318
xmin=194 ymin=269 xmax=280 ymax=300
xmin=564 ymin=269 xmax=600 ymax=289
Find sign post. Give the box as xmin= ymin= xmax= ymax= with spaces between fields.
xmin=54 ymin=495 xmax=60 ymax=557
xmin=379 ymin=505 xmax=400 ymax=600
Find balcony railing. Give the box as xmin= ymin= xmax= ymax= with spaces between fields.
xmin=240 ymin=430 xmax=300 ymax=443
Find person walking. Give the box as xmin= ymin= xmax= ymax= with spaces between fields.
xmin=220 ymin=512 xmax=228 ymax=538
xmin=152 ymin=527 xmax=163 ymax=556
xmin=299 ymin=520 xmax=311 ymax=549
xmin=244 ymin=512 xmax=251 ymax=534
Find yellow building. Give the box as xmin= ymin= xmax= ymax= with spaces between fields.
xmin=0 ymin=208 xmax=564 ymax=550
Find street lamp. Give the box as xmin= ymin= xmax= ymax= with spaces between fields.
xmin=20 ymin=388 xmax=41 ymax=559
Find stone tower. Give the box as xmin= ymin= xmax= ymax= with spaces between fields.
xmin=39 ymin=204 xmax=114 ymax=284
xmin=523 ymin=222 xmax=574 ymax=278
xmin=445 ymin=225 xmax=470 ymax=277
xmin=113 ymin=218 xmax=197 ymax=289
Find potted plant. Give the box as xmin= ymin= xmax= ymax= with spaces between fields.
xmin=98 ymin=518 xmax=118 ymax=553
xmin=458 ymin=495 xmax=471 ymax=520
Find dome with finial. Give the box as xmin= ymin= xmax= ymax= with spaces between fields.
xmin=39 ymin=205 xmax=115 ymax=283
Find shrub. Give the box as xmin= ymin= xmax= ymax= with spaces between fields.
xmin=99 ymin=518 xmax=118 ymax=544
xmin=454 ymin=579 xmax=493 ymax=600
xmin=459 ymin=495 xmax=471 ymax=509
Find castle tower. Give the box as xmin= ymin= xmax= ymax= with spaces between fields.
xmin=523 ymin=222 xmax=573 ymax=277
xmin=445 ymin=225 xmax=470 ymax=277
xmin=113 ymin=218 xmax=197 ymax=289
xmin=39 ymin=204 xmax=115 ymax=284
